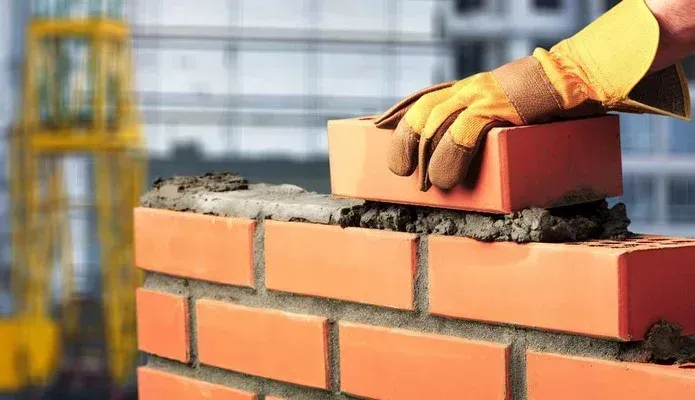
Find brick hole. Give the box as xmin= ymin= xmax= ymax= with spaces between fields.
xmin=678 ymin=364 xmax=695 ymax=369
xmin=668 ymin=240 xmax=695 ymax=244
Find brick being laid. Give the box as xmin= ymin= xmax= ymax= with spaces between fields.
xmin=428 ymin=235 xmax=695 ymax=340
xmin=327 ymin=115 xmax=623 ymax=213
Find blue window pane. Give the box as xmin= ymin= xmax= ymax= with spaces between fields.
xmin=455 ymin=42 xmax=486 ymax=78
xmin=534 ymin=0 xmax=561 ymax=10
xmin=668 ymin=115 xmax=695 ymax=154
xmin=668 ymin=178 xmax=695 ymax=222
xmin=619 ymin=113 xmax=654 ymax=154
xmin=455 ymin=0 xmax=484 ymax=13
xmin=619 ymin=175 xmax=655 ymax=223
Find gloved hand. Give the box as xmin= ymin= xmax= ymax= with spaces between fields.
xmin=375 ymin=0 xmax=691 ymax=192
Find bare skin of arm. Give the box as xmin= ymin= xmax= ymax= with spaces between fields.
xmin=646 ymin=0 xmax=695 ymax=71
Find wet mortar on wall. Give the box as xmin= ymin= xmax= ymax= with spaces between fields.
xmin=141 ymin=172 xmax=631 ymax=243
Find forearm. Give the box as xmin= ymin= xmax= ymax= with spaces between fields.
xmin=645 ymin=0 xmax=695 ymax=71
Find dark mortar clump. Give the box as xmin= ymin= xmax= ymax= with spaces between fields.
xmin=355 ymin=200 xmax=632 ymax=243
xmin=620 ymin=321 xmax=695 ymax=365
xmin=152 ymin=171 xmax=248 ymax=193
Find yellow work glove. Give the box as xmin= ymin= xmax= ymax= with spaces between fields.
xmin=375 ymin=0 xmax=691 ymax=192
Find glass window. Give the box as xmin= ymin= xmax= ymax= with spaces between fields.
xmin=534 ymin=0 xmax=562 ymax=10
xmin=454 ymin=41 xmax=486 ymax=78
xmin=668 ymin=178 xmax=695 ymax=223
xmin=620 ymin=175 xmax=656 ymax=223
xmin=455 ymin=0 xmax=484 ymax=13
xmin=618 ymin=114 xmax=654 ymax=154
xmin=604 ymin=0 xmax=621 ymax=11
xmin=683 ymin=54 xmax=695 ymax=81
xmin=318 ymin=52 xmax=388 ymax=98
xmin=240 ymin=50 xmax=308 ymax=96
xmin=668 ymin=114 xmax=695 ymax=154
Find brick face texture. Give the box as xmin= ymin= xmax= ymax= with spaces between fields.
xmin=135 ymin=288 xmax=189 ymax=362
xmin=265 ymin=221 xmax=417 ymax=309
xmin=134 ymin=208 xmax=255 ymax=286
xmin=196 ymin=301 xmax=330 ymax=389
xmin=138 ymin=367 xmax=258 ymax=400
xmin=339 ymin=322 xmax=510 ymax=400
xmin=527 ymin=352 xmax=695 ymax=400
xmin=428 ymin=235 xmax=695 ymax=340
xmin=134 ymin=117 xmax=695 ymax=400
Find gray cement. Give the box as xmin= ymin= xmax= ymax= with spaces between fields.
xmin=141 ymin=172 xmax=632 ymax=243
xmin=142 ymin=172 xmax=364 ymax=226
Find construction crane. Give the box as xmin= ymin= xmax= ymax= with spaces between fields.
xmin=2 ymin=1 xmax=145 ymax=398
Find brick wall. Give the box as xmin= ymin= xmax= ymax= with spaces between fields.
xmin=134 ymin=209 xmax=695 ymax=399
xmin=134 ymin=117 xmax=695 ymax=399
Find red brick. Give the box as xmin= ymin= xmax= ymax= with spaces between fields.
xmin=339 ymin=322 xmax=510 ymax=400
xmin=265 ymin=221 xmax=417 ymax=309
xmin=428 ymin=235 xmax=695 ymax=340
xmin=327 ymin=115 xmax=621 ymax=213
xmin=196 ymin=301 xmax=329 ymax=389
xmin=134 ymin=208 xmax=255 ymax=286
xmin=136 ymin=289 xmax=189 ymax=362
xmin=137 ymin=367 xmax=257 ymax=400
xmin=527 ymin=351 xmax=695 ymax=400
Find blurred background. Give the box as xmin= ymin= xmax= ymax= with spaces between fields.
xmin=1 ymin=0 xmax=694 ymax=399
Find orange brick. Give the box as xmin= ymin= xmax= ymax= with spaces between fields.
xmin=196 ymin=301 xmax=329 ymax=389
xmin=137 ymin=367 xmax=257 ymax=400
xmin=134 ymin=208 xmax=255 ymax=286
xmin=339 ymin=322 xmax=510 ymax=400
xmin=327 ymin=115 xmax=622 ymax=213
xmin=429 ymin=235 xmax=695 ymax=340
xmin=265 ymin=397 xmax=284 ymax=400
xmin=265 ymin=221 xmax=417 ymax=309
xmin=136 ymin=289 xmax=189 ymax=362
xmin=527 ymin=351 xmax=695 ymax=400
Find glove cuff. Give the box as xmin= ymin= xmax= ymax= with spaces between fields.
xmin=550 ymin=0 xmax=690 ymax=120
xmin=555 ymin=0 xmax=659 ymax=100
xmin=616 ymin=63 xmax=692 ymax=120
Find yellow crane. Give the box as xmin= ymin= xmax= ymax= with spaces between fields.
xmin=2 ymin=1 xmax=145 ymax=395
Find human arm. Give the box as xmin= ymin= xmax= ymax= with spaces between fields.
xmin=646 ymin=0 xmax=695 ymax=71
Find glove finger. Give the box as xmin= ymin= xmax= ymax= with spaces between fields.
xmin=428 ymin=110 xmax=508 ymax=190
xmin=417 ymin=108 xmax=465 ymax=191
xmin=387 ymin=117 xmax=420 ymax=176
xmin=387 ymin=85 xmax=460 ymax=176
xmin=420 ymin=75 xmax=486 ymax=141
xmin=375 ymin=81 xmax=457 ymax=129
